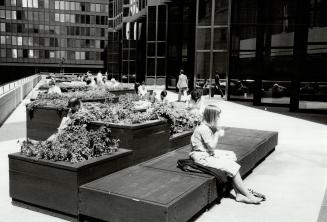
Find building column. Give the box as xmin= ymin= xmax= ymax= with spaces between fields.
xmin=290 ymin=0 xmax=310 ymax=112
xmin=253 ymin=0 xmax=265 ymax=106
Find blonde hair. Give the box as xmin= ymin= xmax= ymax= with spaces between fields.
xmin=202 ymin=105 xmax=221 ymax=128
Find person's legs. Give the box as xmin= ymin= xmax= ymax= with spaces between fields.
xmin=205 ymin=156 xmax=262 ymax=204
xmin=232 ymin=172 xmax=262 ymax=204
xmin=178 ymin=88 xmax=182 ymax=101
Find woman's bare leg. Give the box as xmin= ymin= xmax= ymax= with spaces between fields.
xmin=232 ymin=172 xmax=262 ymax=204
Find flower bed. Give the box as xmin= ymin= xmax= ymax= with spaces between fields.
xmin=23 ymin=112 xmax=120 ymax=163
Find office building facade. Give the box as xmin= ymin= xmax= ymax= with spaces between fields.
xmin=0 ymin=0 xmax=108 ymax=83
xmin=1 ymin=0 xmax=326 ymax=112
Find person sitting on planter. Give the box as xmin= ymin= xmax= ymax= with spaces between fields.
xmin=47 ymin=98 xmax=83 ymax=141
xmin=160 ymin=90 xmax=169 ymax=104
xmin=110 ymin=78 xmax=120 ymax=89
xmin=134 ymin=82 xmax=140 ymax=94
xmin=190 ymin=105 xmax=264 ymax=204
xmin=47 ymin=80 xmax=62 ymax=95
xmin=138 ymin=81 xmax=147 ymax=97
xmin=187 ymin=88 xmax=204 ymax=116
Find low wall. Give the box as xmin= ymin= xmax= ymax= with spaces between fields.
xmin=0 ymin=75 xmax=41 ymax=126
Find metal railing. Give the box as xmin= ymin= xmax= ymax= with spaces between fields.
xmin=0 ymin=74 xmax=40 ymax=97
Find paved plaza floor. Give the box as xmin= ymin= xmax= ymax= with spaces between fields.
xmin=0 ymin=84 xmax=326 ymax=222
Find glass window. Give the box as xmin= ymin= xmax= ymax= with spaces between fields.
xmin=196 ymin=52 xmax=211 ymax=79
xmin=91 ymin=3 xmax=95 ymax=12
xmin=17 ymin=49 xmax=22 ymax=58
xmin=75 ymin=2 xmax=80 ymax=11
xmin=17 ymin=11 xmax=22 ymax=20
xmin=28 ymin=49 xmax=33 ymax=58
xmin=33 ymin=0 xmax=37 ymax=8
xmin=12 ymin=49 xmax=17 ymax=58
xmin=0 ymin=10 xmax=5 ymax=19
xmin=11 ymin=0 xmax=16 ymax=6
xmin=39 ymin=0 xmax=44 ymax=8
xmin=1 ymin=49 xmax=6 ymax=58
xmin=55 ymin=13 xmax=59 ymax=21
xmin=214 ymin=0 xmax=228 ymax=25
xmin=0 ymin=36 xmax=5 ymax=44
xmin=55 ymin=0 xmax=59 ymax=9
xmin=5 ymin=36 xmax=11 ymax=45
xmin=17 ymin=36 xmax=22 ymax=45
xmin=17 ymin=23 xmax=22 ymax=33
xmin=70 ymin=14 xmax=75 ymax=23
xmin=45 ymin=12 xmax=49 ymax=21
xmin=96 ymin=4 xmax=100 ymax=12
xmin=60 ymin=13 xmax=64 ymax=22
xmin=50 ymin=51 xmax=55 ymax=58
xmin=65 ymin=1 xmax=69 ymax=10
xmin=60 ymin=0 xmax=64 ymax=10
xmin=6 ymin=10 xmax=11 ymax=20
xmin=213 ymin=28 xmax=227 ymax=49
xmin=44 ymin=0 xmax=48 ymax=8
xmin=80 ymin=51 xmax=85 ymax=60
xmin=22 ymin=0 xmax=27 ymax=7
xmin=33 ymin=11 xmax=38 ymax=21
xmin=148 ymin=6 xmax=156 ymax=41
xmin=198 ymin=0 xmax=212 ymax=26
xmin=197 ymin=28 xmax=211 ymax=50
xmin=6 ymin=23 xmax=10 ymax=32
xmin=81 ymin=2 xmax=85 ymax=11
xmin=28 ymin=37 xmax=33 ymax=46
xmin=23 ymin=36 xmax=28 ymax=45
xmin=11 ymin=11 xmax=16 ymax=20
xmin=0 ymin=23 xmax=5 ymax=32
xmin=65 ymin=14 xmax=69 ymax=22
xmin=28 ymin=0 xmax=32 ymax=8
xmin=70 ymin=1 xmax=75 ymax=10
xmin=75 ymin=51 xmax=80 ymax=60
xmin=12 ymin=36 xmax=17 ymax=45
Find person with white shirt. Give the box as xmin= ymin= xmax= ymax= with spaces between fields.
xmin=47 ymin=80 xmax=62 ymax=95
xmin=138 ymin=81 xmax=147 ymax=97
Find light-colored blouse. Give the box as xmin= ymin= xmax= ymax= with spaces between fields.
xmin=191 ymin=123 xmax=213 ymax=153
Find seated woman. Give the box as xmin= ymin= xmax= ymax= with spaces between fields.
xmin=47 ymin=98 xmax=82 ymax=141
xmin=186 ymin=88 xmax=204 ymax=115
xmin=190 ymin=105 xmax=264 ymax=204
xmin=160 ymin=90 xmax=168 ymax=104
xmin=47 ymin=80 xmax=62 ymax=95
xmin=138 ymin=81 xmax=147 ymax=97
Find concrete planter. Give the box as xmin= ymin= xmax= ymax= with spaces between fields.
xmin=9 ymin=149 xmax=133 ymax=216
xmin=26 ymin=96 xmax=119 ymax=141
xmin=169 ymin=131 xmax=193 ymax=151
xmin=108 ymin=89 xmax=135 ymax=96
xmin=89 ymin=120 xmax=170 ymax=165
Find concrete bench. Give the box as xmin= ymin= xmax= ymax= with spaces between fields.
xmin=79 ymin=127 xmax=278 ymax=222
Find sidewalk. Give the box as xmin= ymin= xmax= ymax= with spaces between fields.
xmin=0 ymin=84 xmax=326 ymax=222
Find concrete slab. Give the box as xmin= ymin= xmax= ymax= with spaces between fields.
xmin=0 ymin=84 xmax=326 ymax=222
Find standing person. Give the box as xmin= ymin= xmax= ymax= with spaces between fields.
xmin=214 ymin=71 xmax=224 ymax=98
xmin=47 ymin=80 xmax=62 ymax=95
xmin=190 ymin=105 xmax=264 ymax=204
xmin=177 ymin=69 xmax=188 ymax=102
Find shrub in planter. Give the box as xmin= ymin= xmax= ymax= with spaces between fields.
xmin=152 ymin=103 xmax=201 ymax=136
xmin=22 ymin=111 xmax=120 ymax=163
